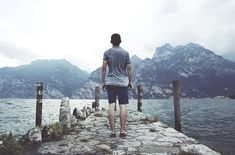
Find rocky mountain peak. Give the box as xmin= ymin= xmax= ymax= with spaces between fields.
xmin=131 ymin=55 xmax=143 ymax=64
xmin=184 ymin=42 xmax=204 ymax=49
xmin=30 ymin=59 xmax=74 ymax=68
xmin=153 ymin=43 xmax=174 ymax=59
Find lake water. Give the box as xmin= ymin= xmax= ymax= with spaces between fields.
xmin=0 ymin=99 xmax=234 ymax=155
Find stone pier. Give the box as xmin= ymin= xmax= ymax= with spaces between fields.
xmin=36 ymin=110 xmax=220 ymax=155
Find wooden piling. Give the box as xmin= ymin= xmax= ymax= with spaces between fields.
xmin=95 ymin=87 xmax=100 ymax=111
xmin=92 ymin=102 xmax=96 ymax=109
xmin=36 ymin=82 xmax=43 ymax=127
xmin=172 ymin=80 xmax=182 ymax=132
xmin=137 ymin=85 xmax=142 ymax=112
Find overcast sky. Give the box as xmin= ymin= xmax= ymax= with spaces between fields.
xmin=0 ymin=0 xmax=235 ymax=71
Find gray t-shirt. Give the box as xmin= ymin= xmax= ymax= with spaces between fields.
xmin=103 ymin=47 xmax=131 ymax=87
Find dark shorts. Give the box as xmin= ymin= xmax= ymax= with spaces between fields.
xmin=107 ymin=85 xmax=129 ymax=104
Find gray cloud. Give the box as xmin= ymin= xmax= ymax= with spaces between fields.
xmin=0 ymin=41 xmax=37 ymax=62
xmin=0 ymin=0 xmax=235 ymax=69
xmin=148 ymin=0 xmax=235 ymax=61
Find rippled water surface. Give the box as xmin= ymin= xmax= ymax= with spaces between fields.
xmin=0 ymin=99 xmax=234 ymax=155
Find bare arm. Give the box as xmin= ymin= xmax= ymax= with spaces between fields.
xmin=102 ymin=60 xmax=107 ymax=85
xmin=127 ymin=64 xmax=132 ymax=88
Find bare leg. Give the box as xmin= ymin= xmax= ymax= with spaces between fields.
xmin=108 ymin=103 xmax=116 ymax=134
xmin=119 ymin=104 xmax=127 ymax=133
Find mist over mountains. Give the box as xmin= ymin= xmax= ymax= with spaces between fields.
xmin=0 ymin=43 xmax=235 ymax=99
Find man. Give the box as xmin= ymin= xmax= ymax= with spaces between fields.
xmin=102 ymin=33 xmax=132 ymax=138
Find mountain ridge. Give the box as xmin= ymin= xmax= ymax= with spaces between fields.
xmin=72 ymin=43 xmax=235 ymax=98
xmin=0 ymin=59 xmax=89 ymax=98
xmin=0 ymin=43 xmax=235 ymax=98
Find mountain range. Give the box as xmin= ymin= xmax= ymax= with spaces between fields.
xmin=136 ymin=43 xmax=235 ymax=98
xmin=0 ymin=59 xmax=89 ymax=98
xmin=1 ymin=43 xmax=235 ymax=99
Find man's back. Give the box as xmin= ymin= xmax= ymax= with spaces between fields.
xmin=103 ymin=47 xmax=130 ymax=87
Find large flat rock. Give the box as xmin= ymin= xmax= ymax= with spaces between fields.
xmin=36 ymin=110 xmax=221 ymax=155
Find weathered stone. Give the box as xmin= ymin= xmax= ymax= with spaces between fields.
xmin=87 ymin=108 xmax=93 ymax=116
xmin=73 ymin=107 xmax=86 ymax=120
xmin=21 ymin=127 xmax=42 ymax=147
xmin=59 ymin=97 xmax=71 ymax=128
xmin=180 ymin=144 xmax=221 ymax=155
xmin=42 ymin=125 xmax=53 ymax=142
xmin=70 ymin=114 xmax=78 ymax=127
xmin=0 ymin=132 xmax=13 ymax=146
xmin=137 ymin=145 xmax=180 ymax=154
xmin=72 ymin=106 xmax=94 ymax=119
xmin=158 ymin=136 xmax=183 ymax=144
xmin=28 ymin=127 xmax=42 ymax=144
xmin=97 ymin=144 xmax=112 ymax=153
xmin=35 ymin=110 xmax=221 ymax=155
xmin=95 ymin=108 xmax=101 ymax=111
xmin=81 ymin=106 xmax=88 ymax=118
xmin=72 ymin=107 xmax=78 ymax=117
xmin=37 ymin=140 xmax=72 ymax=155
xmin=82 ymin=106 xmax=87 ymax=112
xmin=142 ymin=140 xmax=174 ymax=146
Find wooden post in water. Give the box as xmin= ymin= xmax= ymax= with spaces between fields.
xmin=137 ymin=85 xmax=142 ymax=112
xmin=95 ymin=87 xmax=100 ymax=111
xmin=36 ymin=82 xmax=43 ymax=127
xmin=172 ymin=80 xmax=182 ymax=132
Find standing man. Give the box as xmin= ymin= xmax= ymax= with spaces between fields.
xmin=102 ymin=33 xmax=132 ymax=138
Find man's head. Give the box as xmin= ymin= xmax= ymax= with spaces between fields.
xmin=111 ymin=33 xmax=121 ymax=46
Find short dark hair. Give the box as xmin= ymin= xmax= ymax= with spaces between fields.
xmin=111 ymin=33 xmax=121 ymax=45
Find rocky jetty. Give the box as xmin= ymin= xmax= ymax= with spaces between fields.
xmin=34 ymin=110 xmax=220 ymax=155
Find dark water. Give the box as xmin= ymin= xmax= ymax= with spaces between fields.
xmin=140 ymin=99 xmax=235 ymax=155
xmin=0 ymin=99 xmax=234 ymax=154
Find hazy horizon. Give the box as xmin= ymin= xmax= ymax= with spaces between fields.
xmin=1 ymin=42 xmax=235 ymax=73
